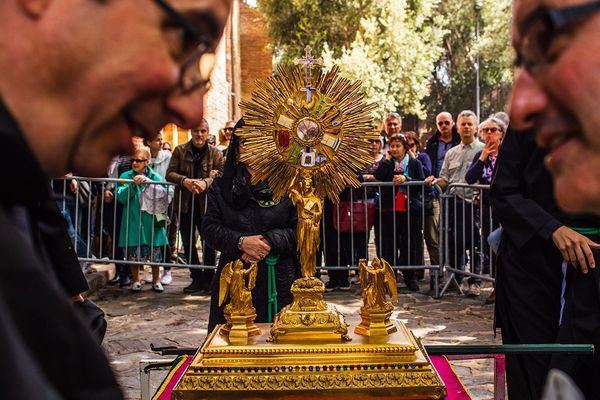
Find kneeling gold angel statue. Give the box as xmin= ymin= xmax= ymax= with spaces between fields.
xmin=355 ymin=258 xmax=398 ymax=336
xmin=359 ymin=258 xmax=398 ymax=310
xmin=219 ymin=260 xmax=260 ymax=342
xmin=219 ymin=260 xmax=258 ymax=314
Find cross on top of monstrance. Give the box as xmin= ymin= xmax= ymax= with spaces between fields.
xmin=237 ymin=46 xmax=379 ymax=342
xmin=294 ymin=46 xmax=322 ymax=103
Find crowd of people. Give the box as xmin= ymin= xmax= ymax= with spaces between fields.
xmin=56 ymin=109 xmax=510 ymax=302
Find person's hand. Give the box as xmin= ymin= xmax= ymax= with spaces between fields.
xmin=393 ymin=174 xmax=407 ymax=184
xmin=480 ymin=140 xmax=498 ymax=160
xmin=70 ymin=294 xmax=85 ymax=303
xmin=240 ymin=235 xmax=271 ymax=262
xmin=192 ymin=179 xmax=208 ymax=194
xmin=103 ymin=190 xmax=114 ymax=203
xmin=385 ymin=150 xmax=393 ymax=161
xmin=70 ymin=179 xmax=78 ymax=193
xmin=424 ymin=176 xmax=436 ymax=186
xmin=183 ymin=178 xmax=200 ymax=194
xmin=551 ymin=226 xmax=600 ymax=273
xmin=133 ymin=175 xmax=148 ymax=185
xmin=362 ymin=174 xmax=375 ymax=182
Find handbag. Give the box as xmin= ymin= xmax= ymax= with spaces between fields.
xmin=394 ymin=188 xmax=407 ymax=212
xmin=332 ymin=200 xmax=375 ymax=232
xmin=394 ymin=155 xmax=410 ymax=212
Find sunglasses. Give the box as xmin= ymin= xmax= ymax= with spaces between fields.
xmin=132 ymin=158 xmax=148 ymax=163
xmin=437 ymin=120 xmax=451 ymax=127
xmin=482 ymin=127 xmax=501 ymax=134
xmin=224 ymin=127 xmax=234 ymax=132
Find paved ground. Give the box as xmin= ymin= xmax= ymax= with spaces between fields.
xmin=91 ymin=267 xmax=500 ymax=399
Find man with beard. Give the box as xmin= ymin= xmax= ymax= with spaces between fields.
xmin=0 ymin=0 xmax=231 ymax=397
xmin=493 ymin=1 xmax=600 ymax=397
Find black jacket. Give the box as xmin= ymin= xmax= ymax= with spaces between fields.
xmin=0 ymin=102 xmax=121 ymax=399
xmin=489 ymin=128 xmax=600 ymax=399
xmin=424 ymin=127 xmax=461 ymax=178
xmin=202 ymin=176 xmax=298 ymax=332
xmin=373 ymin=157 xmax=425 ymax=211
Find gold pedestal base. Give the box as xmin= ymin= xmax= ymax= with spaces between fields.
xmin=173 ymin=321 xmax=446 ymax=399
xmin=219 ymin=313 xmax=260 ymax=345
xmin=355 ymin=304 xmax=398 ymax=337
xmin=269 ymin=277 xmax=350 ymax=342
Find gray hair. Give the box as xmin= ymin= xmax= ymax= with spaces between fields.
xmin=480 ymin=117 xmax=507 ymax=133
xmin=493 ymin=111 xmax=510 ymax=127
xmin=385 ymin=112 xmax=402 ymax=122
xmin=457 ymin=110 xmax=478 ymax=124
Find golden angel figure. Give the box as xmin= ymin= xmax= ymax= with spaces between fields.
xmin=219 ymin=260 xmax=258 ymax=315
xmin=359 ymin=258 xmax=398 ymax=310
xmin=289 ymin=172 xmax=323 ymax=278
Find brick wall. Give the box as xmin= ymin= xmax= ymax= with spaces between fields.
xmin=239 ymin=3 xmax=272 ymax=103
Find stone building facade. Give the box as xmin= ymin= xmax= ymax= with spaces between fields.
xmin=162 ymin=0 xmax=272 ymax=148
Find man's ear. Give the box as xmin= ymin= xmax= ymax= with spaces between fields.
xmin=17 ymin=0 xmax=51 ymax=18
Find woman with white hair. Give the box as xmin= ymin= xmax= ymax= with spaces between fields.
xmin=466 ymin=116 xmax=506 ymax=302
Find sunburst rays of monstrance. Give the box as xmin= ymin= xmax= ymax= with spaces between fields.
xmin=173 ymin=47 xmax=446 ymax=399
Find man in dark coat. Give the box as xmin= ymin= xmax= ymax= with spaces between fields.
xmin=506 ymin=1 xmax=600 ymax=397
xmin=423 ymin=112 xmax=461 ymax=288
xmin=0 ymin=104 xmax=121 ymax=398
xmin=0 ymin=0 xmax=231 ymax=397
xmin=490 ymin=127 xmax=600 ymax=399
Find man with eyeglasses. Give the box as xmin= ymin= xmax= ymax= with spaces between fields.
xmin=495 ymin=0 xmax=600 ymax=397
xmin=423 ymin=112 xmax=460 ymax=289
xmin=0 ymin=0 xmax=231 ymax=397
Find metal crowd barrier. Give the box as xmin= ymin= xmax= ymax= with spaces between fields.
xmin=52 ymin=176 xmax=213 ymax=272
xmin=438 ymin=183 xmax=497 ymax=297
xmin=54 ymin=177 xmax=489 ymax=297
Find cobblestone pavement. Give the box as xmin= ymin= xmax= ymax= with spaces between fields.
xmin=91 ymin=267 xmax=500 ymax=400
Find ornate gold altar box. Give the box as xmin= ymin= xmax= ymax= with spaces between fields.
xmin=172 ymin=321 xmax=446 ymax=399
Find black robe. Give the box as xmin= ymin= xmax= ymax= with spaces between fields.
xmin=0 ymin=101 xmax=122 ymax=399
xmin=490 ymin=128 xmax=600 ymax=400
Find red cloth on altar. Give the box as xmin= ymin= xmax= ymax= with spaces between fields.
xmin=153 ymin=355 xmax=473 ymax=399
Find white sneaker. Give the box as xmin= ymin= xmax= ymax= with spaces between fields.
xmin=152 ymin=282 xmax=164 ymax=292
xmin=131 ymin=281 xmax=142 ymax=292
xmin=161 ymin=270 xmax=172 ymax=285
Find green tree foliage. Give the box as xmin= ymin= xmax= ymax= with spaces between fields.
xmin=425 ymin=0 xmax=513 ymax=124
xmin=257 ymin=0 xmax=513 ymax=122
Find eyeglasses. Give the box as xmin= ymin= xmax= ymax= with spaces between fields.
xmin=515 ymin=1 xmax=600 ymax=76
xmin=151 ymin=0 xmax=217 ymax=93
xmin=437 ymin=120 xmax=451 ymax=127
xmin=224 ymin=127 xmax=234 ymax=132
xmin=481 ymin=127 xmax=501 ymax=134
xmin=407 ymin=142 xmax=417 ymax=147
xmin=132 ymin=158 xmax=148 ymax=163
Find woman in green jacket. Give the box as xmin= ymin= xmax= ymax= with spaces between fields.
xmin=117 ymin=146 xmax=168 ymax=292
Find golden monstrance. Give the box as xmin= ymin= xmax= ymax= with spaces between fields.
xmin=173 ymin=46 xmax=446 ymax=399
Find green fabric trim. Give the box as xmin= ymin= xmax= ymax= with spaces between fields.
xmin=265 ymin=255 xmax=279 ymax=322
xmin=569 ymin=227 xmax=600 ymax=236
